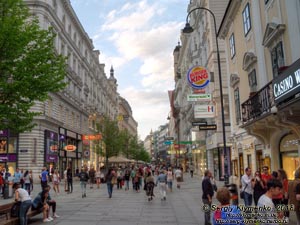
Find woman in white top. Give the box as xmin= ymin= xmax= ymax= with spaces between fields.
xmin=23 ymin=170 xmax=31 ymax=195
xmin=167 ymin=168 xmax=174 ymax=192
xmin=52 ymin=169 xmax=60 ymax=194
xmin=14 ymin=183 xmax=32 ymax=225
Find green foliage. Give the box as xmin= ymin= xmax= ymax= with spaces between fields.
xmin=0 ymin=0 xmax=67 ymax=132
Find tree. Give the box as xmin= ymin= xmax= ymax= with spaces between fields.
xmin=0 ymin=0 xmax=67 ymax=133
xmin=96 ymin=116 xmax=120 ymax=170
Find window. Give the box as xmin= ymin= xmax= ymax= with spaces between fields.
xmin=242 ymin=3 xmax=251 ymax=35
xmin=248 ymin=69 xmax=257 ymax=92
xmin=271 ymin=41 xmax=284 ymax=78
xmin=229 ymin=33 xmax=236 ymax=58
xmin=247 ymin=154 xmax=252 ymax=168
xmin=234 ymin=88 xmax=241 ymax=124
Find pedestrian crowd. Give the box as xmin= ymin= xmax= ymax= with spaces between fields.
xmin=204 ymin=166 xmax=300 ymax=225
xmin=0 ymin=163 xmax=186 ymax=224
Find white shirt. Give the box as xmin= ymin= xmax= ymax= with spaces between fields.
xmin=174 ymin=169 xmax=182 ymax=178
xmin=17 ymin=188 xmax=31 ymax=202
xmin=241 ymin=174 xmax=253 ymax=194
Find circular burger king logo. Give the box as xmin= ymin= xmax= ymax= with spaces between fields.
xmin=187 ymin=66 xmax=210 ymax=89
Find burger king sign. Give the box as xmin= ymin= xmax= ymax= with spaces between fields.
xmin=187 ymin=66 xmax=210 ymax=89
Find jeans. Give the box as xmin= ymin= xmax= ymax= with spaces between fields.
xmin=159 ymin=183 xmax=167 ymax=198
xmin=167 ymin=180 xmax=173 ymax=190
xmin=107 ymin=182 xmax=113 ymax=197
xmin=243 ymin=192 xmax=253 ymax=206
xmin=20 ymin=200 xmax=32 ymax=225
xmin=202 ymin=198 xmax=212 ymax=225
xmin=68 ymin=180 xmax=73 ymax=193
xmin=80 ymin=181 xmax=87 ymax=194
xmin=24 ymin=183 xmax=31 ymax=195
xmin=125 ymin=180 xmax=130 ymax=190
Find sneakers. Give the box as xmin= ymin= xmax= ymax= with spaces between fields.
xmin=43 ymin=218 xmax=51 ymax=222
xmin=53 ymin=214 xmax=60 ymax=218
xmin=48 ymin=216 xmax=53 ymax=221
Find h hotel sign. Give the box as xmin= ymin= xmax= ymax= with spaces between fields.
xmin=273 ymin=58 xmax=300 ymax=104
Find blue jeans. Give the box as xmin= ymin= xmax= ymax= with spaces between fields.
xmin=167 ymin=181 xmax=173 ymax=190
xmin=202 ymin=198 xmax=212 ymax=225
xmin=243 ymin=192 xmax=253 ymax=206
xmin=107 ymin=183 xmax=113 ymax=197
xmin=20 ymin=200 xmax=32 ymax=225
xmin=80 ymin=181 xmax=87 ymax=194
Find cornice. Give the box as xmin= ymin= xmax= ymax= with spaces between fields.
xmin=218 ymin=0 xmax=242 ymax=39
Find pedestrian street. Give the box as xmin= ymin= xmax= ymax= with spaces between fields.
xmin=22 ymin=174 xmax=204 ymax=225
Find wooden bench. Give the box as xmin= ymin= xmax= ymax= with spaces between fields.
xmin=0 ymin=202 xmax=42 ymax=225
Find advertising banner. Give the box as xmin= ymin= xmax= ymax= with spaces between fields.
xmin=194 ymin=105 xmax=215 ymax=118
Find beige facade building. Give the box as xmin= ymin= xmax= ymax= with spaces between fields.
xmin=118 ymin=96 xmax=138 ymax=138
xmin=0 ymin=0 xmax=128 ymax=177
xmin=219 ymin=0 xmax=300 ymax=180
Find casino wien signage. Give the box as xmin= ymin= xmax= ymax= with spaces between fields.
xmin=273 ymin=58 xmax=300 ymax=104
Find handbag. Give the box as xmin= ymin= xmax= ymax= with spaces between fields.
xmin=111 ymin=177 xmax=117 ymax=185
xmin=240 ymin=184 xmax=248 ymax=199
xmin=11 ymin=201 xmax=21 ymax=217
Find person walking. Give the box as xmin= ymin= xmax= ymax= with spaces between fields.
xmin=278 ymin=169 xmax=289 ymax=220
xmin=124 ymin=168 xmax=131 ymax=191
xmin=13 ymin=183 xmax=32 ymax=225
xmin=145 ymin=171 xmax=155 ymax=201
xmin=66 ymin=167 xmax=73 ymax=193
xmin=241 ymin=167 xmax=254 ymax=206
xmin=156 ymin=170 xmax=167 ymax=201
xmin=23 ymin=170 xmax=31 ymax=195
xmin=39 ymin=167 xmax=49 ymax=189
xmin=166 ymin=167 xmax=174 ymax=192
xmin=52 ymin=169 xmax=60 ymax=195
xmin=174 ymin=167 xmax=182 ymax=189
xmin=89 ymin=167 xmax=95 ymax=189
xmin=190 ymin=164 xmax=194 ymax=178
xmin=105 ymin=168 xmax=116 ymax=198
xmin=253 ymin=171 xmax=265 ymax=206
xmin=202 ymin=170 xmax=214 ymax=225
xmin=79 ymin=168 xmax=89 ymax=198
xmin=95 ymin=167 xmax=101 ymax=189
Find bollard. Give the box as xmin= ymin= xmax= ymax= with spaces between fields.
xmin=3 ymin=182 xmax=9 ymax=199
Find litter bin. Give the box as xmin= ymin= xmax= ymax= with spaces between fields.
xmin=225 ymin=183 xmax=239 ymax=205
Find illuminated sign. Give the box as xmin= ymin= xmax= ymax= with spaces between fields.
xmin=82 ymin=134 xmax=102 ymax=141
xmin=187 ymin=66 xmax=210 ymax=89
xmin=64 ymin=145 xmax=77 ymax=152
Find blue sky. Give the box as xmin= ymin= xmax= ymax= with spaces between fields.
xmin=71 ymin=0 xmax=189 ymax=139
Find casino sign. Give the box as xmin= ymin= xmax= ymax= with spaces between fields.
xmin=187 ymin=66 xmax=210 ymax=89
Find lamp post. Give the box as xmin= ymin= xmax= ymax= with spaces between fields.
xmin=183 ymin=7 xmax=228 ymax=184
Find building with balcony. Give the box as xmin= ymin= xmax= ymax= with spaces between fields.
xmin=218 ymin=0 xmax=300 ymax=179
xmin=171 ymin=0 xmax=230 ymax=180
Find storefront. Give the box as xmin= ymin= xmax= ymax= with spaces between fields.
xmin=0 ymin=130 xmax=18 ymax=174
xmin=280 ymin=133 xmax=299 ymax=180
xmin=44 ymin=130 xmax=59 ymax=174
xmin=58 ymin=127 xmax=82 ymax=176
xmin=273 ymin=58 xmax=300 ymax=180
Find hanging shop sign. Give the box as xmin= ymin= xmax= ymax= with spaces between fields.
xmin=64 ymin=145 xmax=77 ymax=151
xmin=273 ymin=58 xmax=300 ymax=104
xmin=82 ymin=134 xmax=102 ymax=141
xmin=194 ymin=105 xmax=215 ymax=118
xmin=187 ymin=93 xmax=211 ymax=102
xmin=187 ymin=66 xmax=210 ymax=89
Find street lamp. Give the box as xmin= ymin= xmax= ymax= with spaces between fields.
xmin=183 ymin=7 xmax=228 ymax=184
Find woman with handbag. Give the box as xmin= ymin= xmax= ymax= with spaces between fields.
xmin=13 ymin=183 xmax=32 ymax=225
xmin=253 ymin=171 xmax=265 ymax=206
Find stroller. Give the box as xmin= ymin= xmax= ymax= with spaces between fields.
xmin=145 ymin=181 xmax=155 ymax=201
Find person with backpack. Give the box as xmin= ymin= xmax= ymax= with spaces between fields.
xmin=79 ymin=168 xmax=89 ymax=198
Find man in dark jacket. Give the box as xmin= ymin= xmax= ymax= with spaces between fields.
xmin=202 ymin=169 xmax=214 ymax=225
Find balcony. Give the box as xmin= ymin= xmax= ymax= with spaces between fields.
xmin=241 ymin=81 xmax=275 ymax=124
